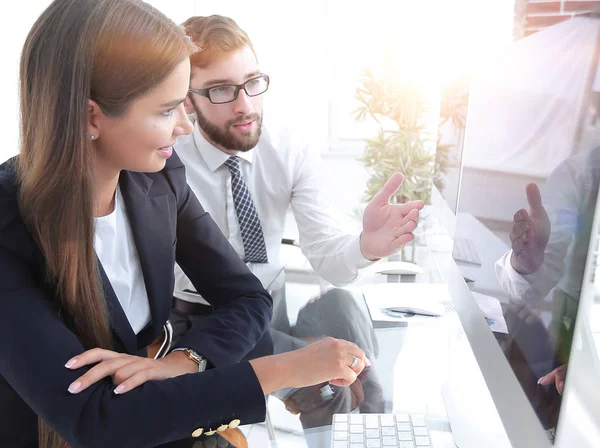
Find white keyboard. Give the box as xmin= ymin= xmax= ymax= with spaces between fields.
xmin=452 ymin=236 xmax=482 ymax=265
xmin=332 ymin=413 xmax=431 ymax=447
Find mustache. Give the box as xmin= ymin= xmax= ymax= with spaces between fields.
xmin=228 ymin=113 xmax=261 ymax=127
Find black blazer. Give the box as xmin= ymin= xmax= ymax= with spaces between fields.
xmin=0 ymin=152 xmax=272 ymax=448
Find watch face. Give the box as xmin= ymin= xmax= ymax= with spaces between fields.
xmin=185 ymin=349 xmax=202 ymax=362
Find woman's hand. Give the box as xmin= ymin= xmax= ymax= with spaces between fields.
xmin=285 ymin=337 xmax=370 ymax=388
xmin=250 ymin=337 xmax=371 ymax=395
xmin=65 ymin=348 xmax=198 ymax=395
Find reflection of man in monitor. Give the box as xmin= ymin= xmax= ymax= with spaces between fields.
xmin=448 ymin=12 xmax=600 ymax=441
xmin=494 ymin=146 xmax=600 ymax=428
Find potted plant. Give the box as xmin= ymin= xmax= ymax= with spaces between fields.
xmin=354 ymin=69 xmax=469 ymax=261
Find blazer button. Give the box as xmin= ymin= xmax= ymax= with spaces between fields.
xmin=229 ymin=419 xmax=241 ymax=429
xmin=191 ymin=428 xmax=204 ymax=437
xmin=217 ymin=424 xmax=229 ymax=432
xmin=205 ymin=429 xmax=217 ymax=436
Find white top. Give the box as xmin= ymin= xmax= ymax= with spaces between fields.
xmin=94 ymin=185 xmax=151 ymax=334
xmin=495 ymin=148 xmax=600 ymax=302
xmin=174 ymin=120 xmax=372 ymax=303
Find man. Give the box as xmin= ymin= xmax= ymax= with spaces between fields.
xmin=168 ymin=14 xmax=421 ymax=432
xmin=172 ymin=14 xmax=423 ymax=338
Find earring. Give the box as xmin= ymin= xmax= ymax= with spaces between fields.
xmin=90 ymin=135 xmax=96 ymax=141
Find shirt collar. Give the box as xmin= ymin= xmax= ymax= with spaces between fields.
xmin=192 ymin=121 xmax=255 ymax=173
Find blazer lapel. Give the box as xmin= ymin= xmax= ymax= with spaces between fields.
xmin=119 ymin=171 xmax=175 ymax=348
xmin=98 ymin=260 xmax=138 ymax=354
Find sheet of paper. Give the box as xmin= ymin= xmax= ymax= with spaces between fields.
xmin=471 ymin=291 xmax=509 ymax=334
xmin=362 ymin=283 xmax=450 ymax=323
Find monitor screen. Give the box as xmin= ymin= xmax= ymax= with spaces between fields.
xmin=451 ymin=16 xmax=600 ymax=442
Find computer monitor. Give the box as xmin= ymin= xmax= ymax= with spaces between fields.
xmin=442 ymin=14 xmax=600 ymax=448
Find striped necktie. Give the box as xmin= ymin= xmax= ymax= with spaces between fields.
xmin=223 ymin=156 xmax=268 ymax=263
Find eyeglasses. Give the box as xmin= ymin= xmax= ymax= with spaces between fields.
xmin=188 ymin=74 xmax=270 ymax=104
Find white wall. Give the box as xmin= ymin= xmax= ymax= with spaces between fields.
xmin=189 ymin=0 xmax=331 ymax=153
xmin=0 ymin=0 xmax=52 ymax=163
xmin=0 ymin=1 xmax=195 ymax=164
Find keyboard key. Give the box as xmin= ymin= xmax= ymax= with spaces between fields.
xmin=381 ymin=415 xmax=395 ymax=427
xmin=335 ymin=423 xmax=348 ymax=432
xmin=351 ymin=444 xmax=363 ymax=448
xmin=396 ymin=414 xmax=410 ymax=423
xmin=334 ymin=432 xmax=348 ymax=441
xmin=415 ymin=436 xmax=431 ymax=446
xmin=366 ymin=429 xmax=380 ymax=439
xmin=397 ymin=422 xmax=411 ymax=432
xmin=453 ymin=236 xmax=482 ymax=265
xmin=350 ymin=425 xmax=364 ymax=434
xmin=399 ymin=442 xmax=416 ymax=448
xmin=350 ymin=434 xmax=364 ymax=444
xmin=413 ymin=427 xmax=428 ymax=437
xmin=367 ymin=440 xmax=382 ymax=448
xmin=335 ymin=414 xmax=348 ymax=422
xmin=383 ymin=436 xmax=397 ymax=446
xmin=350 ymin=414 xmax=364 ymax=425
xmin=411 ymin=414 xmax=427 ymax=427
xmin=398 ymin=432 xmax=413 ymax=441
xmin=381 ymin=427 xmax=395 ymax=436
xmin=366 ymin=415 xmax=380 ymax=429
xmin=333 ymin=441 xmax=348 ymax=448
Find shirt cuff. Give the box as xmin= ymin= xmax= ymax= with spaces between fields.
xmin=173 ymin=289 xmax=210 ymax=305
xmin=345 ymin=234 xmax=377 ymax=271
xmin=495 ymin=250 xmax=541 ymax=301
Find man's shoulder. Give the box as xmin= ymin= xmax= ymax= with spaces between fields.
xmin=555 ymin=147 xmax=600 ymax=188
xmin=259 ymin=119 xmax=313 ymax=160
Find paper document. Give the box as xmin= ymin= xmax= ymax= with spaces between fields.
xmin=362 ymin=283 xmax=451 ymax=323
xmin=471 ymin=291 xmax=508 ymax=334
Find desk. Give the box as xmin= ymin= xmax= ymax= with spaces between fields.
xmin=238 ymin=258 xmax=512 ymax=448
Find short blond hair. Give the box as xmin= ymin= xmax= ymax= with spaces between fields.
xmin=183 ymin=15 xmax=256 ymax=69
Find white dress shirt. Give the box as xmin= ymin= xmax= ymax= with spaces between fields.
xmin=94 ymin=185 xmax=151 ymax=334
xmin=174 ymin=119 xmax=372 ymax=303
xmin=495 ymin=148 xmax=600 ymax=302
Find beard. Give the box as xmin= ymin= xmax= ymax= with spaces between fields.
xmin=191 ymin=100 xmax=263 ymax=152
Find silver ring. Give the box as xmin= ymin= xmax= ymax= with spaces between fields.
xmin=350 ymin=356 xmax=358 ymax=368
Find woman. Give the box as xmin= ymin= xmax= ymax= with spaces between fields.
xmin=0 ymin=0 xmax=367 ymax=447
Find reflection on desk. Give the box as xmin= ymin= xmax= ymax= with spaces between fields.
xmin=362 ymin=283 xmax=451 ymax=324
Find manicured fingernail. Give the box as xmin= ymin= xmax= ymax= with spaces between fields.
xmin=65 ymin=358 xmax=77 ymax=368
xmin=114 ymin=385 xmax=126 ymax=395
xmin=68 ymin=381 xmax=81 ymax=394
xmin=365 ymin=357 xmax=372 ymax=366
xmin=537 ymin=377 xmax=545 ymax=385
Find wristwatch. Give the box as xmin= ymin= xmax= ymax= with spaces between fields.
xmin=172 ymin=348 xmax=207 ymax=372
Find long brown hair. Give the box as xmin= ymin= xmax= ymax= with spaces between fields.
xmin=17 ymin=0 xmax=196 ymax=446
